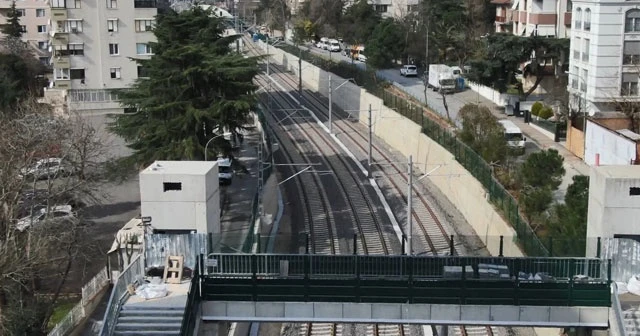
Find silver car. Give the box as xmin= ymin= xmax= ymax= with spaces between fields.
xmin=400 ymin=65 xmax=418 ymax=77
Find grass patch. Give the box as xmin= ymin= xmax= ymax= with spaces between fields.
xmin=48 ymin=300 xmax=78 ymax=329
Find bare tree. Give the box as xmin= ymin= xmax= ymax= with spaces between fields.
xmin=0 ymin=98 xmax=111 ymax=335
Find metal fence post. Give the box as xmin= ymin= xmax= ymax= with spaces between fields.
xmin=407 ymin=255 xmax=414 ymax=304
xmin=596 ymin=237 xmax=601 ymax=258
xmin=305 ymin=233 xmax=310 ymax=254
xmin=402 ymin=235 xmax=406 ymax=256
xmin=251 ymin=254 xmax=257 ymax=301
xmin=353 ymin=234 xmax=358 ymax=255
xmin=449 ymin=235 xmax=455 ymax=256
xmin=499 ymin=236 xmax=504 ymax=257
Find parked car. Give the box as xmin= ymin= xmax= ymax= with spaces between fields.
xmin=19 ymin=158 xmax=71 ymax=180
xmin=328 ymin=39 xmax=341 ymax=52
xmin=15 ymin=205 xmax=77 ymax=232
xmin=217 ymin=158 xmax=234 ymax=185
xmin=17 ymin=189 xmax=87 ymax=218
xmin=357 ymin=49 xmax=367 ymax=62
xmin=400 ymin=65 xmax=418 ymax=77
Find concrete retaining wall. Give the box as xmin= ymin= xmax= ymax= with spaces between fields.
xmin=259 ymin=42 xmax=524 ymax=257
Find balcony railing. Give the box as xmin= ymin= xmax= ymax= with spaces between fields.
xmin=134 ymin=0 xmax=156 ymax=8
xmin=496 ymin=16 xmax=506 ymax=23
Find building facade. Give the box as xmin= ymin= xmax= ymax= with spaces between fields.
xmin=568 ymin=0 xmax=640 ymax=115
xmin=0 ymin=0 xmax=51 ymax=64
xmin=49 ymin=0 xmax=160 ymax=113
xmin=492 ymin=0 xmax=572 ymax=38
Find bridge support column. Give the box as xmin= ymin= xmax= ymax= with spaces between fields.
xmin=436 ymin=325 xmax=448 ymax=336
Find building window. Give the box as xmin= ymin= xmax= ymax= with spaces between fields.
xmin=136 ymin=43 xmax=153 ymax=55
xmin=622 ymin=73 xmax=639 ymax=96
xmin=581 ymin=69 xmax=588 ymax=93
xmin=573 ymin=37 xmax=580 ymax=60
xmin=16 ymin=9 xmax=25 ymax=16
xmin=107 ymin=19 xmax=118 ymax=32
xmin=66 ymin=19 xmax=83 ymax=33
xmin=137 ymin=65 xmax=149 ymax=78
xmin=110 ymin=67 xmax=121 ymax=79
xmin=38 ymin=41 xmax=48 ymax=50
xmin=54 ymin=45 xmax=69 ymax=57
xmin=584 ymin=9 xmax=591 ymax=31
xmin=626 ymin=10 xmax=640 ymax=33
xmin=106 ymin=0 xmax=117 ymax=8
xmin=39 ymin=57 xmax=50 ymax=66
xmin=624 ymin=41 xmax=640 ymax=65
xmin=582 ymin=38 xmax=590 ymax=62
xmin=571 ymin=66 xmax=579 ymax=89
xmin=109 ymin=43 xmax=119 ymax=55
xmin=374 ymin=5 xmax=388 ymax=13
xmin=54 ymin=68 xmax=70 ymax=80
xmin=51 ymin=0 xmax=65 ymax=8
xmin=70 ymin=68 xmax=85 ymax=80
xmin=567 ymin=0 xmax=572 ymax=12
xmin=135 ymin=19 xmax=155 ymax=32
xmin=575 ymin=8 xmax=582 ymax=30
xmin=67 ymin=0 xmax=80 ymax=8
xmin=134 ymin=0 xmax=156 ymax=8
xmin=20 ymin=25 xmax=26 ymax=33
xmin=37 ymin=25 xmax=47 ymax=33
xmin=68 ymin=43 xmax=84 ymax=55
xmin=36 ymin=9 xmax=46 ymax=17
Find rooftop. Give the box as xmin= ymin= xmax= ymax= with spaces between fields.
xmin=594 ymin=165 xmax=640 ymax=179
xmin=141 ymin=161 xmax=217 ymax=176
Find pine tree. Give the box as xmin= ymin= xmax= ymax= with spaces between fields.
xmin=2 ymin=1 xmax=23 ymax=38
xmin=109 ymin=7 xmax=260 ymax=168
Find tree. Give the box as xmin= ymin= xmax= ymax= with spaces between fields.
xmin=109 ymin=7 xmax=260 ymax=170
xmin=365 ymin=19 xmax=405 ymax=68
xmin=458 ymin=103 xmax=508 ymax=164
xmin=0 ymin=98 xmax=109 ymax=335
xmin=547 ymin=175 xmax=589 ymax=256
xmin=519 ymin=149 xmax=565 ymax=189
xmin=297 ymin=0 xmax=343 ymax=38
xmin=339 ymin=0 xmax=380 ymax=45
xmin=257 ymin=0 xmax=290 ymax=33
xmin=0 ymin=53 xmax=44 ymax=111
xmin=1 ymin=1 xmax=23 ymax=39
xmin=467 ymin=34 xmax=569 ymax=97
xmin=519 ymin=185 xmax=554 ymax=224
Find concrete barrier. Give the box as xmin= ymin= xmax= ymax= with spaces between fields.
xmin=262 ymin=43 xmax=524 ymax=257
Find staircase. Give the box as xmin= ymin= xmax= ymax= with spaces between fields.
xmin=113 ymin=305 xmax=183 ymax=336
xmin=624 ymin=308 xmax=640 ymax=336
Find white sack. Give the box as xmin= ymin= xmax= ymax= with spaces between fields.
xmin=135 ymin=283 xmax=169 ymax=300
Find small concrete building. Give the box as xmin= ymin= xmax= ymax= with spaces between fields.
xmin=586 ymin=165 xmax=640 ymax=257
xmin=140 ymin=161 xmax=220 ymax=234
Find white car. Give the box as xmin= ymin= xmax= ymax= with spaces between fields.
xmin=328 ymin=40 xmax=341 ymax=52
xmin=217 ymin=158 xmax=234 ymax=185
xmin=15 ymin=205 xmax=77 ymax=232
xmin=19 ymin=158 xmax=70 ymax=180
xmin=400 ymin=65 xmax=418 ymax=77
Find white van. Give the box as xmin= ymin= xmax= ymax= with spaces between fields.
xmin=217 ymin=158 xmax=234 ymax=185
xmin=328 ymin=39 xmax=341 ymax=52
xmin=498 ymin=120 xmax=526 ymax=153
xmin=357 ymin=48 xmax=366 ymax=62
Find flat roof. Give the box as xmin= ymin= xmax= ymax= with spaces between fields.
xmin=595 ymin=165 xmax=640 ymax=179
xmin=141 ymin=160 xmax=217 ymax=176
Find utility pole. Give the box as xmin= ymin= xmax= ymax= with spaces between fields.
xmin=235 ymin=0 xmax=240 ymax=53
xmin=298 ymin=48 xmax=302 ymax=94
xmin=423 ymin=15 xmax=429 ymax=106
xmin=367 ymin=104 xmax=372 ymax=178
xmin=328 ymin=74 xmax=333 ymax=134
xmin=407 ymin=155 xmax=413 ymax=255
xmin=266 ymin=40 xmax=270 ymax=76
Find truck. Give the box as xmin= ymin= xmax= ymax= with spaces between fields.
xmin=428 ymin=64 xmax=457 ymax=94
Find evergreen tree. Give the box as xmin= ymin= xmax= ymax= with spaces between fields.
xmin=2 ymin=1 xmax=23 ymax=38
xmin=109 ymin=7 xmax=260 ymax=168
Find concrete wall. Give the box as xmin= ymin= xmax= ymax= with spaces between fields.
xmin=260 ymin=41 xmax=524 ymax=257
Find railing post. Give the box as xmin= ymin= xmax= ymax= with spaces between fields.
xmin=199 ymin=253 xmax=204 ymax=298
xmin=596 ymin=237 xmax=602 ymax=258
xmin=568 ymin=258 xmax=575 ymax=305
xmin=305 ymin=233 xmax=310 ymax=254
xmin=355 ymin=254 xmax=361 ymax=303
xmin=256 ymin=233 xmax=261 ymax=253
xmin=251 ymin=254 xmax=257 ymax=302
xmin=304 ymin=254 xmax=310 ymax=301
xmin=207 ymin=232 xmax=213 ymax=255
xmin=449 ymin=235 xmax=455 ymax=256
xmin=407 ymin=255 xmax=414 ymax=304
xmin=499 ymin=235 xmax=504 ymax=257
xmin=353 ymin=234 xmax=358 ymax=255
xmin=460 ymin=258 xmax=466 ymax=305
xmin=548 ymin=237 xmax=553 ymax=257
xmin=608 ymin=259 xmax=612 ymax=284
xmin=514 ymin=258 xmax=520 ymax=306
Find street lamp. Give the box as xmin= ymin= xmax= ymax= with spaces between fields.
xmin=204 ymin=133 xmax=228 ymax=161
xmin=328 ymin=76 xmax=356 ymax=134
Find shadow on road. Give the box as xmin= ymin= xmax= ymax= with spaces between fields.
xmin=84 ymin=201 xmax=140 ymax=219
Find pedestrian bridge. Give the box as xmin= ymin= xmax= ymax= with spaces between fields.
xmin=193 ymin=254 xmax=611 ymax=327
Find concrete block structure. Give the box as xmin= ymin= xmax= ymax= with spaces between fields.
xmin=140 ymin=161 xmax=220 ymax=234
xmin=586 ymin=165 xmax=640 ymax=256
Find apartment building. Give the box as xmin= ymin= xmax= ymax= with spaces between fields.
xmin=0 ymin=0 xmax=51 ymax=64
xmin=49 ymin=0 xmax=162 ymax=113
xmin=492 ymin=0 xmax=572 ymax=38
xmin=567 ymin=0 xmax=640 ymax=115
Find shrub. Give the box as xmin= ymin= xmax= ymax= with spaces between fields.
xmin=538 ymin=107 xmax=554 ymax=119
xmin=531 ymin=101 xmax=543 ymax=116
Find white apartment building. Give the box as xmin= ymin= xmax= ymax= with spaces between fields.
xmin=341 ymin=0 xmax=418 ymax=19
xmin=568 ymin=0 xmax=640 ymax=115
xmin=492 ymin=0 xmax=572 ymax=38
xmin=49 ymin=0 xmax=160 ymax=113
xmin=0 ymin=0 xmax=51 ymax=64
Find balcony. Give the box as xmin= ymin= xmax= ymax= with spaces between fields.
xmin=51 ymin=33 xmax=69 ymax=45
xmin=53 ymin=55 xmax=70 ymax=68
xmin=54 ymin=79 xmax=71 ymax=89
xmin=51 ymin=8 xmax=68 ymax=21
xmin=134 ymin=0 xmax=156 ymax=8
xmin=564 ymin=12 xmax=572 ymax=26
